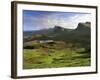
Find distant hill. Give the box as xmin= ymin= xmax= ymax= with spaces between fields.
xmin=23 ymin=25 xmax=73 ymax=38
xmin=24 ymin=22 xmax=91 ymax=48
xmin=54 ymin=25 xmax=73 ymax=32
xmin=49 ymin=22 xmax=90 ymax=41
xmin=72 ymin=22 xmax=90 ymax=42
xmin=23 ymin=28 xmax=53 ymax=38
xmin=69 ymin=22 xmax=90 ymax=36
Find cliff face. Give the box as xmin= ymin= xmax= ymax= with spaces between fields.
xmin=76 ymin=22 xmax=91 ymax=30
xmin=53 ymin=22 xmax=91 ymax=33
xmin=54 ymin=26 xmax=66 ymax=32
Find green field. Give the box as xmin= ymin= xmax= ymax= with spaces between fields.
xmin=23 ymin=41 xmax=90 ymax=69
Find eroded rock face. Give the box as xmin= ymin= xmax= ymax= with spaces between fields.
xmin=54 ymin=26 xmax=65 ymax=32
xmin=77 ymin=22 xmax=91 ymax=30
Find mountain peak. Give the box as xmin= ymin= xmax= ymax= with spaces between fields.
xmin=76 ymin=22 xmax=91 ymax=30
xmin=78 ymin=22 xmax=91 ymax=28
xmin=54 ymin=26 xmax=65 ymax=32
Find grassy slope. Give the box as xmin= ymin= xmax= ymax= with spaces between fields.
xmin=23 ymin=45 xmax=90 ymax=69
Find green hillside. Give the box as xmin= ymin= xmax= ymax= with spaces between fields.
xmin=23 ymin=22 xmax=91 ymax=69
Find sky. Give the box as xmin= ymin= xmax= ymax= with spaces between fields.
xmin=23 ymin=10 xmax=91 ymax=31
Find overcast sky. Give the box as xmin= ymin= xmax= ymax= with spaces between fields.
xmin=23 ymin=10 xmax=91 ymax=31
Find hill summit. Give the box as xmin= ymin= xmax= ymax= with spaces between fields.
xmin=54 ymin=26 xmax=66 ymax=32
xmin=76 ymin=22 xmax=91 ymax=30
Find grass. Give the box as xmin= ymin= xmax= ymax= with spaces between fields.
xmin=23 ymin=41 xmax=91 ymax=69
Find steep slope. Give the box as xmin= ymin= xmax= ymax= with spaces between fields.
xmin=51 ymin=22 xmax=91 ymax=50
xmin=67 ymin=22 xmax=91 ymax=49
xmin=69 ymin=22 xmax=90 ymax=37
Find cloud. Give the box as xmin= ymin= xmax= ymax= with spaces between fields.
xmin=40 ymin=13 xmax=91 ymax=29
xmin=23 ymin=12 xmax=91 ymax=31
xmin=63 ymin=14 xmax=91 ymax=29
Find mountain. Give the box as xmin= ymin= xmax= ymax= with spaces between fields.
xmin=23 ymin=25 xmax=72 ymax=39
xmin=67 ymin=22 xmax=91 ymax=48
xmin=76 ymin=22 xmax=91 ymax=29
xmin=50 ymin=22 xmax=90 ymax=39
xmin=70 ymin=22 xmax=90 ymax=35
xmin=24 ymin=22 xmax=91 ymax=46
xmin=54 ymin=26 xmax=73 ymax=32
